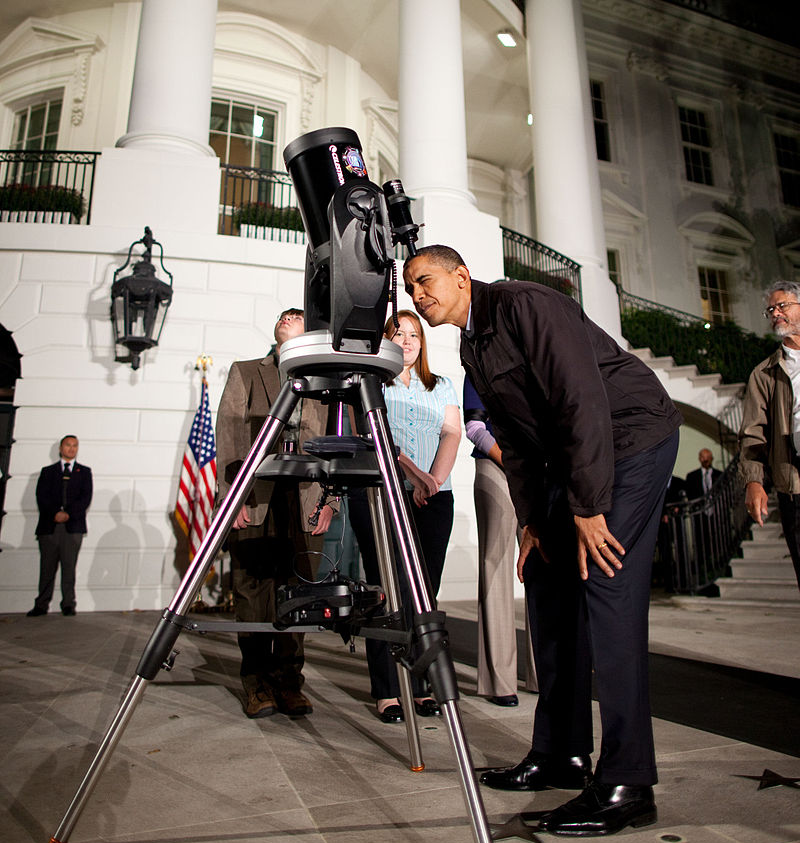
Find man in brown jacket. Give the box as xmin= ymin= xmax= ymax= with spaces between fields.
xmin=216 ymin=308 xmax=337 ymax=717
xmin=739 ymin=280 xmax=800 ymax=591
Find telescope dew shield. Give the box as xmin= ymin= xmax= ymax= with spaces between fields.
xmin=283 ymin=127 xmax=369 ymax=250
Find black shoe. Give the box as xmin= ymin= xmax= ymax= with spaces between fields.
xmin=540 ymin=782 xmax=656 ymax=836
xmin=414 ymin=698 xmax=441 ymax=717
xmin=488 ymin=694 xmax=519 ymax=707
xmin=61 ymin=607 xmax=76 ymax=616
xmin=377 ymin=703 xmax=404 ymax=723
xmin=26 ymin=607 xmax=47 ymax=617
xmin=480 ymin=752 xmax=592 ymax=791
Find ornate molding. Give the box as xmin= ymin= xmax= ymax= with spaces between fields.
xmin=585 ymin=0 xmax=800 ymax=81
xmin=626 ymin=50 xmax=669 ymax=81
xmin=71 ymin=51 xmax=90 ymax=126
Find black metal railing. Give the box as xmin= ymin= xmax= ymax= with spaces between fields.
xmin=501 ymin=226 xmax=582 ymax=304
xmin=618 ymin=286 xmax=774 ymax=385
xmin=655 ymin=456 xmax=749 ymax=594
xmin=218 ymin=164 xmax=306 ymax=244
xmin=0 ymin=150 xmax=99 ymax=225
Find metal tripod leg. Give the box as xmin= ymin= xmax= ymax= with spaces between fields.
xmin=50 ymin=380 xmax=302 ymax=843
xmin=366 ymin=486 xmax=424 ymax=772
xmin=360 ymin=377 xmax=492 ymax=843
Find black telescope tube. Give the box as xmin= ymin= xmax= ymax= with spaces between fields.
xmin=283 ymin=127 xmax=370 ymax=250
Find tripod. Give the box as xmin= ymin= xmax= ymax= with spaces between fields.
xmin=50 ymin=334 xmax=492 ymax=843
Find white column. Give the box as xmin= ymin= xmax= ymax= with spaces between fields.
xmin=117 ymin=0 xmax=217 ymax=156
xmin=398 ymin=0 xmax=473 ymax=206
xmin=525 ymin=0 xmax=621 ymax=339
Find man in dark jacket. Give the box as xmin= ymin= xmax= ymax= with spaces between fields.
xmin=404 ymin=245 xmax=680 ymax=836
xmin=27 ymin=435 xmax=93 ymax=616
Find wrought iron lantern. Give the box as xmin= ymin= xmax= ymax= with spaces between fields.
xmin=111 ymin=226 xmax=173 ymax=370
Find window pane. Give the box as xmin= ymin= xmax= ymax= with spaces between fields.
xmin=774 ymin=132 xmax=800 ymax=208
xmin=590 ymin=79 xmax=611 ymax=162
xmin=230 ymin=103 xmax=254 ymax=138
xmin=680 ymin=106 xmax=714 ymax=185
xmin=28 ymin=105 xmax=45 ymax=141
xmin=698 ymin=266 xmax=730 ymax=324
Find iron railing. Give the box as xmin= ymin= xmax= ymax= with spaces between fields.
xmin=618 ymin=286 xmax=774 ymax=385
xmin=656 ymin=455 xmax=749 ymax=594
xmin=218 ymin=164 xmax=306 ymax=244
xmin=501 ymin=226 xmax=582 ymax=304
xmin=0 ymin=150 xmax=99 ymax=225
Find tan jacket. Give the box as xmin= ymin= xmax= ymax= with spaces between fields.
xmin=215 ymin=352 xmax=333 ymax=530
xmin=739 ymin=347 xmax=800 ymax=495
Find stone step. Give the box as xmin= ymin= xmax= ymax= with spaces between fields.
xmin=741 ymin=541 xmax=792 ymax=560
xmin=717 ymin=578 xmax=800 ymax=602
xmin=730 ymin=559 xmax=795 ymax=579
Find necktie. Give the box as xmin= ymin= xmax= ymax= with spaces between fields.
xmin=703 ymin=469 xmax=711 ymax=494
xmin=62 ymin=463 xmax=71 ymax=508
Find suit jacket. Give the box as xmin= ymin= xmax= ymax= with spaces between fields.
xmin=684 ymin=467 xmax=721 ymax=500
xmin=215 ymin=352 xmax=332 ymax=530
xmin=35 ymin=461 xmax=93 ymax=535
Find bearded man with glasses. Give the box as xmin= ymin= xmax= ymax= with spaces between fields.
xmin=739 ymin=280 xmax=800 ymax=590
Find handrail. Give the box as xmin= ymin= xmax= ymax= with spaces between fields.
xmin=657 ymin=455 xmax=749 ymax=595
xmin=500 ymin=226 xmax=582 ymax=305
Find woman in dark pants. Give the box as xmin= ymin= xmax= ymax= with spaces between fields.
xmin=348 ymin=310 xmax=460 ymax=723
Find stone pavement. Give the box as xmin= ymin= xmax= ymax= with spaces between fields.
xmin=0 ymin=594 xmax=798 ymax=842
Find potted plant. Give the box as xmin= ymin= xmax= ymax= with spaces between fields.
xmin=0 ymin=183 xmax=86 ymax=223
xmin=232 ymin=201 xmax=305 ymax=239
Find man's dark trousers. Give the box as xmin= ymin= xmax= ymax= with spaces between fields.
xmin=524 ymin=431 xmax=679 ymax=787
xmin=776 ymin=493 xmax=800 ymax=590
xmin=35 ymin=524 xmax=83 ymax=612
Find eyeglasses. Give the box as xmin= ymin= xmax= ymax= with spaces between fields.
xmin=763 ymin=301 xmax=800 ymax=318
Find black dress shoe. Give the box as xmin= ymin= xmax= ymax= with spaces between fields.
xmin=488 ymin=694 xmax=519 ymax=707
xmin=480 ymin=752 xmax=592 ymax=791
xmin=377 ymin=703 xmax=404 ymax=723
xmin=26 ymin=607 xmax=47 ymax=617
xmin=61 ymin=607 xmax=76 ymax=616
xmin=414 ymin=698 xmax=441 ymax=717
xmin=540 ymin=782 xmax=656 ymax=836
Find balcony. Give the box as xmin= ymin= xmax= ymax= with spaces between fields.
xmin=0 ymin=150 xmax=99 ymax=225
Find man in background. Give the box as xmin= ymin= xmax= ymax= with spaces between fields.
xmin=740 ymin=279 xmax=800 ymax=590
xmin=27 ymin=435 xmax=92 ymax=617
xmin=684 ymin=449 xmax=721 ymax=499
xmin=216 ymin=308 xmax=337 ymax=718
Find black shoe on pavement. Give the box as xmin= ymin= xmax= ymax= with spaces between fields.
xmin=488 ymin=694 xmax=519 ymax=706
xmin=539 ymin=782 xmax=656 ymax=836
xmin=377 ymin=703 xmax=404 ymax=723
xmin=26 ymin=607 xmax=47 ymax=617
xmin=480 ymin=752 xmax=593 ymax=791
xmin=414 ymin=698 xmax=441 ymax=717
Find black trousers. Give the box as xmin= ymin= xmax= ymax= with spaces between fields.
xmin=524 ymin=431 xmax=678 ymax=787
xmin=35 ymin=524 xmax=83 ymax=611
xmin=776 ymin=493 xmax=800 ymax=590
xmin=348 ymin=487 xmax=454 ymax=699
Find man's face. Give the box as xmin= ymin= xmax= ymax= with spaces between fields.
xmin=274 ymin=311 xmax=304 ymax=346
xmin=698 ymin=449 xmax=713 ymax=469
xmin=60 ymin=437 xmax=79 ymax=461
xmin=403 ymin=257 xmax=470 ymax=329
xmin=767 ymin=290 xmax=800 ymax=339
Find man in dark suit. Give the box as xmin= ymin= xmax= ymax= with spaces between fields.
xmin=684 ymin=448 xmax=721 ymax=499
xmin=216 ymin=308 xmax=337 ymax=719
xmin=27 ymin=435 xmax=93 ymax=616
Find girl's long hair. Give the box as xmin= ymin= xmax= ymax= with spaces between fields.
xmin=384 ymin=309 xmax=439 ymax=391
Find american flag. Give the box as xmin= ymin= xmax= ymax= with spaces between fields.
xmin=175 ymin=377 xmax=217 ymax=560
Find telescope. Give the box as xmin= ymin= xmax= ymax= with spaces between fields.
xmin=282 ymin=127 xmax=419 ymax=369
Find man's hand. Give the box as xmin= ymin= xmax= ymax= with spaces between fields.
xmin=232 ymin=505 xmax=251 ymax=530
xmin=573 ymin=514 xmax=625 ymax=580
xmin=54 ymin=511 xmax=69 ymax=523
xmin=516 ymin=524 xmax=549 ymax=582
xmin=310 ymin=503 xmax=334 ymax=536
xmin=745 ymin=482 xmax=769 ymax=527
